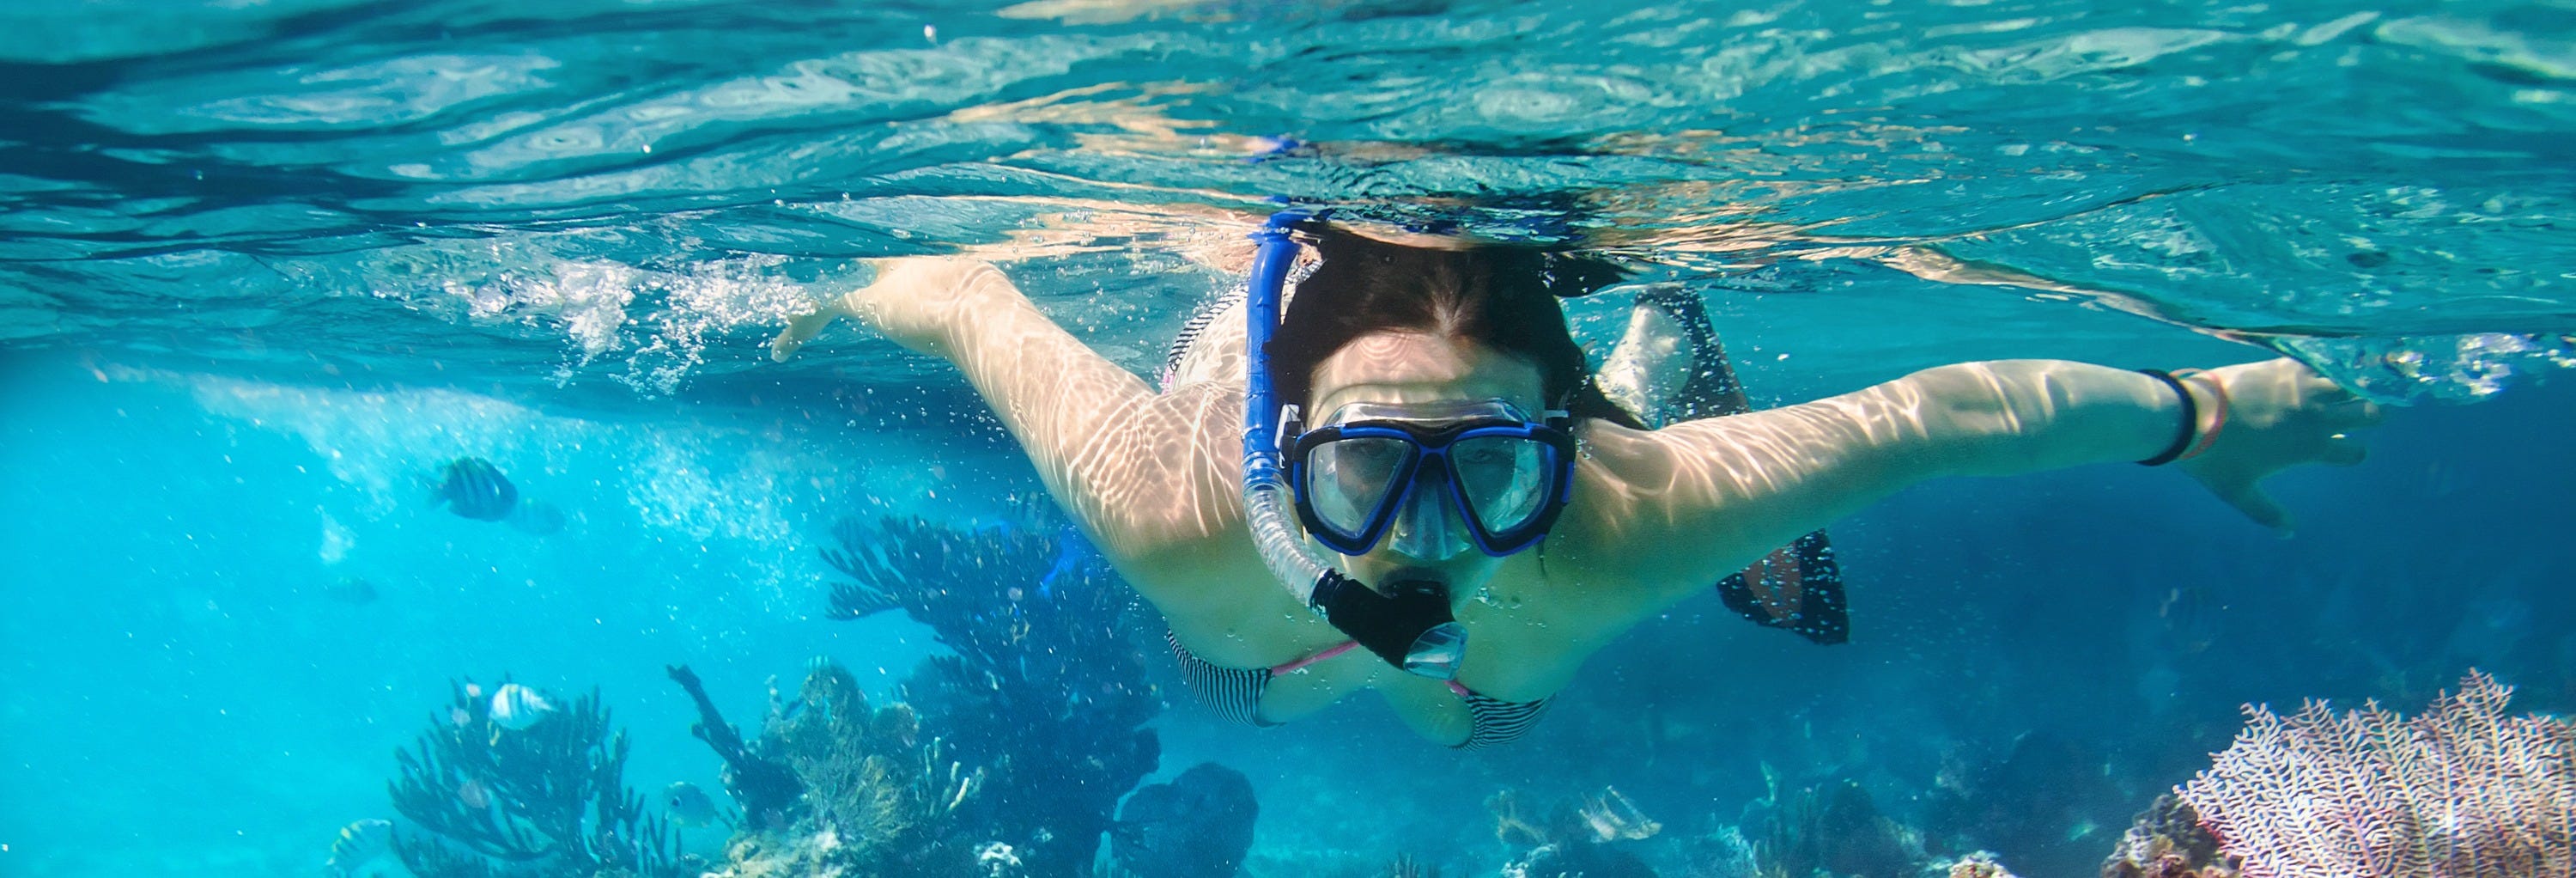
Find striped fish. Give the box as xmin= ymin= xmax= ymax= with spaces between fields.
xmin=327 ymin=819 xmax=415 ymax=878
xmin=488 ymin=683 xmax=554 ymax=732
xmin=434 ymin=457 xmax=518 ymax=521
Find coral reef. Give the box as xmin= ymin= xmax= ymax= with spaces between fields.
xmin=1488 ymin=788 xmax=1662 ymax=878
xmin=1111 ymin=762 xmax=1260 ymax=878
xmin=1670 ymin=821 xmax=1761 ymax=878
xmin=1923 ymin=731 xmax=2128 ymax=876
xmin=1385 ymin=853 xmax=1441 ymax=878
xmin=1579 ymin=788 xmax=1665 ymax=843
xmin=1236 ymin=848 xmax=1443 ymax=878
xmin=690 ymin=660 xmax=987 ymax=878
xmin=2174 ymin=670 xmax=2573 ymax=878
xmin=667 ymin=664 xmax=802 ymax=828
xmin=772 ymin=662 xmax=980 ymax=867
xmin=1740 ymin=775 xmax=1923 ymax=878
xmin=823 ymin=516 xmax=1163 ymax=876
xmin=1941 ymin=852 xmax=2022 ymax=878
xmin=1504 ymin=842 xmax=1659 ymax=878
xmin=386 ymin=678 xmax=683 ymax=878
xmin=2099 ymin=795 xmax=2238 ymax=878
xmin=350 ymin=516 xmax=1203 ymax=878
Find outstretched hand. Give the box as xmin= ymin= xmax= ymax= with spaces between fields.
xmin=2177 ymin=357 xmax=2384 ymax=535
xmin=769 ymin=257 xmax=998 ymax=362
xmin=769 ymin=302 xmax=851 ymax=362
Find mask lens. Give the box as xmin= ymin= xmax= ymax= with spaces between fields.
xmin=1304 ymin=436 xmax=1413 ymax=539
xmin=1450 ymin=436 xmax=1552 ymax=535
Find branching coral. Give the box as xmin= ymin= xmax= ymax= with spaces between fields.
xmin=386 ymin=678 xmax=681 ymax=878
xmin=1386 ymin=853 xmax=1443 ymax=878
xmin=823 ymin=516 xmax=1163 ymax=876
xmin=1741 ymin=776 xmax=1923 ymax=878
xmin=771 ymin=661 xmax=981 ymax=863
xmin=666 ymin=664 xmax=802 ymax=828
xmin=1579 ymin=787 xmax=1663 ymax=843
xmin=2101 ymin=794 xmax=2239 ymax=878
xmin=690 ymin=660 xmax=987 ymax=878
xmin=1487 ymin=787 xmax=1662 ymax=878
xmin=1488 ymin=790 xmax=1555 ymax=849
xmin=1671 ymin=820 xmax=1761 ymax=878
xmin=2176 ymin=670 xmax=2574 ymax=878
xmin=1942 ymin=852 xmax=2022 ymax=878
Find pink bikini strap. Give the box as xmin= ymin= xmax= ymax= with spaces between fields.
xmin=1270 ymin=640 xmax=1360 ymax=675
xmin=1267 ymin=643 xmax=1483 ymax=700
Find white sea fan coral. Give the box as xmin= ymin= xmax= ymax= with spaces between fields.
xmin=2178 ymin=670 xmax=2576 ymax=878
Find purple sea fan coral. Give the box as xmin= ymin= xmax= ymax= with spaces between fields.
xmin=2177 ymin=670 xmax=2575 ymax=878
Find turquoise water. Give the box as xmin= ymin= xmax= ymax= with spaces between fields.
xmin=3 ymin=0 xmax=2572 ymax=875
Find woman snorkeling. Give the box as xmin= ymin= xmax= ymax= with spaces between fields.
xmin=769 ymin=213 xmax=2380 ymax=748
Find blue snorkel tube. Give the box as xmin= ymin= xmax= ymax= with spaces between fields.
xmin=1242 ymin=210 xmax=1468 ymax=680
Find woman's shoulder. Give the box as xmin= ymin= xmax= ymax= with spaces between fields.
xmin=1157 ymin=293 xmax=1252 ymax=390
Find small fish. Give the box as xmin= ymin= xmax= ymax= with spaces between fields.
xmin=457 ymin=778 xmax=492 ymax=810
xmin=328 ymin=819 xmax=416 ymax=878
xmin=489 ymin=683 xmax=554 ymax=732
xmin=2158 ymin=586 xmax=2222 ymax=654
xmin=324 ymin=576 xmax=379 ymax=605
xmin=432 ymin=457 xmax=518 ymax=521
xmin=663 ymin=781 xmax=720 ymax=827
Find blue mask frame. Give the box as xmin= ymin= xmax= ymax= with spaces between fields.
xmin=1285 ymin=407 xmax=1577 ymax=558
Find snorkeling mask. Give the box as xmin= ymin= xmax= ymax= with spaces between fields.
xmin=1285 ymin=399 xmax=1576 ymax=560
xmin=1239 ymin=211 xmax=1577 ymax=680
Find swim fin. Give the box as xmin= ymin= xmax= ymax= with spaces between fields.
xmin=1598 ymin=284 xmax=1850 ymax=645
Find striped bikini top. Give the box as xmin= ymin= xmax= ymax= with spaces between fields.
xmin=1163 ymin=631 xmax=1553 ymax=750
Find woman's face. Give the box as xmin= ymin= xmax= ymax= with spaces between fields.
xmin=1305 ymin=330 xmax=1547 ymax=602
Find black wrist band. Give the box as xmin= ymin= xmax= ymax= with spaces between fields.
xmin=2136 ymin=369 xmax=2198 ymax=466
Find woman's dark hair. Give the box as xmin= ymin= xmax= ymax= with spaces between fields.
xmin=1268 ymin=221 xmax=1648 ymax=430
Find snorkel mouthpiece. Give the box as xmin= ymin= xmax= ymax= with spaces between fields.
xmin=1406 ymin=620 xmax=1468 ymax=678
xmin=1308 ymin=572 xmax=1466 ymax=680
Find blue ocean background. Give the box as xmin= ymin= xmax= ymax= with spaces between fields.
xmin=2 ymin=0 xmax=2570 ymax=875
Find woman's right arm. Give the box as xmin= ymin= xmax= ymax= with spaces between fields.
xmin=772 ymin=259 xmax=1256 ymax=617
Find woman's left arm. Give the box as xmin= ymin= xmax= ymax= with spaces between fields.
xmin=1554 ymin=357 xmax=2380 ymax=622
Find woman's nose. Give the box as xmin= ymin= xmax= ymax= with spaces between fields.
xmin=1390 ymin=482 xmax=1469 ymax=561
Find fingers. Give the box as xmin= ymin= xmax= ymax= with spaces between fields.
xmin=2298 ymin=369 xmax=2345 ymax=395
xmin=2218 ymin=484 xmax=2294 ymax=537
xmin=2304 ymin=375 xmax=2384 ymax=428
xmin=769 ymin=325 xmax=807 ymax=363
xmin=2319 ymin=395 xmax=2384 ymax=424
xmin=769 ymin=309 xmax=841 ymax=363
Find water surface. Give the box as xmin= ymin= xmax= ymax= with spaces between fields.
xmin=3 ymin=0 xmax=2571 ymax=875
